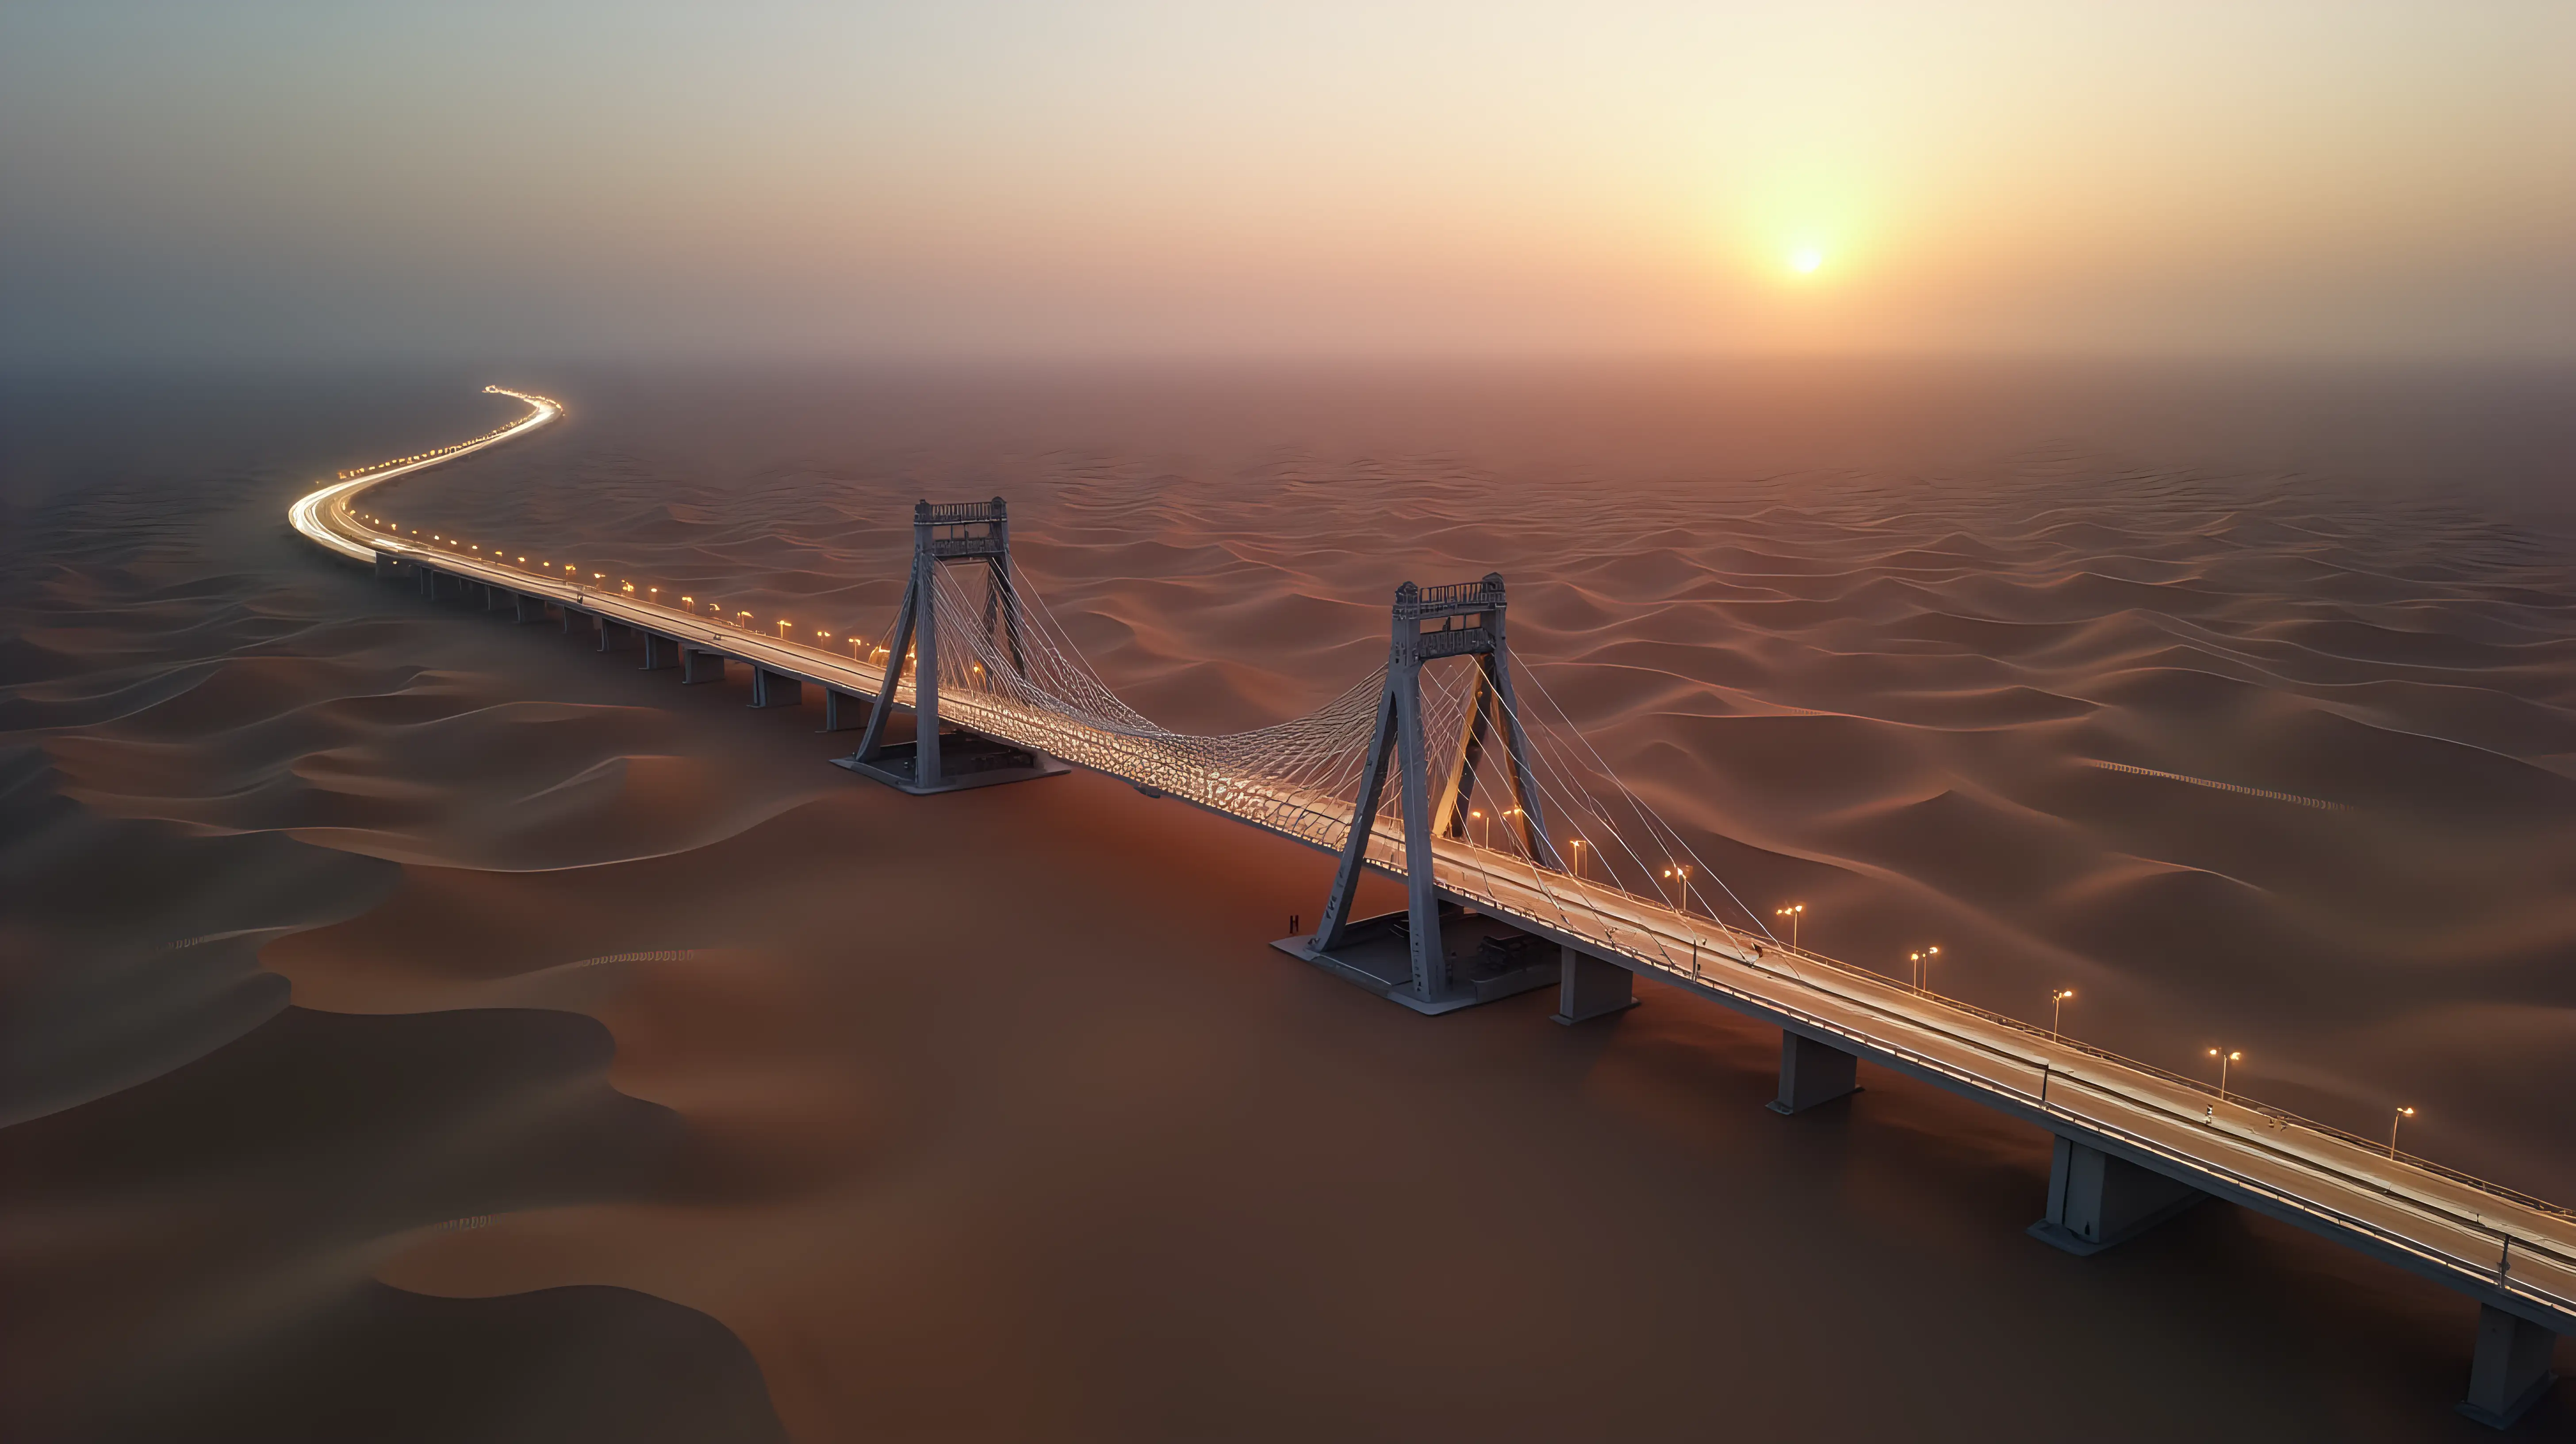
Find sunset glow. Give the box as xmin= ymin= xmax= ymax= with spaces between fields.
xmin=5 ymin=2 xmax=2572 ymax=361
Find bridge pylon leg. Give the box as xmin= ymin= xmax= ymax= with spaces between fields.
xmin=1280 ymin=574 xmax=1560 ymax=1015
xmin=834 ymin=498 xmax=1065 ymax=795
xmin=2459 ymin=1304 xmax=2559 ymax=1428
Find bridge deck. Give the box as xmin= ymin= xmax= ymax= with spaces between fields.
xmin=298 ymin=435 xmax=2576 ymax=1346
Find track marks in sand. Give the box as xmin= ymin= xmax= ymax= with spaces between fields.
xmin=2083 ymin=758 xmax=2345 ymax=811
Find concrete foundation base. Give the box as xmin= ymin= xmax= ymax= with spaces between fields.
xmin=1551 ymin=947 xmax=1638 ymax=1025
xmin=1768 ymin=1031 xmax=1862 ymax=1114
xmin=2028 ymin=1136 xmax=2207 ymax=1255
xmin=1273 ymin=905 xmax=1557 ymax=1016
xmin=681 ymin=648 xmax=728 ymax=684
xmin=832 ymin=732 xmax=1070 ymax=795
xmin=751 ymin=668 xmax=803 ymax=708
xmin=2459 ymin=1304 xmax=2559 ymax=1428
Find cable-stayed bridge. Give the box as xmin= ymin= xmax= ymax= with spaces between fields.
xmin=293 ymin=388 xmax=2572 ymax=1427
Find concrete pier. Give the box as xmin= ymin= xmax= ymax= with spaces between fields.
xmin=2028 ymin=1136 xmax=2206 ymax=1255
xmin=1551 ymin=947 xmax=1637 ymax=1025
xmin=822 ymin=687 xmax=867 ymax=731
xmin=640 ymin=633 xmax=677 ymax=670
xmin=751 ymin=668 xmax=803 ymax=708
xmin=1769 ymin=1030 xmax=1861 ymax=1114
xmin=2460 ymin=1304 xmax=2559 ymax=1426
xmin=681 ymin=648 xmax=727 ymax=685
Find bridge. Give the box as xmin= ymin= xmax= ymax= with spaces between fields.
xmin=292 ymin=387 xmax=2572 ymax=1426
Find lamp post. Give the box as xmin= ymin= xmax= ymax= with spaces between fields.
xmin=2207 ymin=1048 xmax=2242 ymax=1102
xmin=2049 ymin=988 xmax=2075 ymax=1040
xmin=2388 ymin=1106 xmax=2415 ymax=1159
xmin=1910 ymin=945 xmax=1940 ymax=993
xmin=1568 ymin=839 xmax=1585 ymax=880
xmin=1774 ymin=903 xmax=1803 ymax=952
xmin=1660 ymin=864 xmax=1693 ymax=915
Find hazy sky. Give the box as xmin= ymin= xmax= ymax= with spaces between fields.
xmin=4 ymin=1 xmax=2572 ymax=363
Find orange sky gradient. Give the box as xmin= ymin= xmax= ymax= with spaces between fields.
xmin=3 ymin=1 xmax=2571 ymax=362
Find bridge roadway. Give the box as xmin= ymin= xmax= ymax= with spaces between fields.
xmin=294 ymin=394 xmax=2575 ymax=1418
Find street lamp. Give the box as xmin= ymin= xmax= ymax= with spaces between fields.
xmin=2049 ymin=988 xmax=2075 ymax=1040
xmin=2207 ymin=1048 xmax=2242 ymax=1102
xmin=1568 ymin=839 xmax=1585 ymax=879
xmin=1469 ymin=808 xmax=1485 ymax=850
xmin=1774 ymin=903 xmax=1803 ymax=952
xmin=1910 ymin=945 xmax=1940 ymax=992
xmin=1660 ymin=864 xmax=1693 ymax=914
xmin=2389 ymin=1106 xmax=2416 ymax=1158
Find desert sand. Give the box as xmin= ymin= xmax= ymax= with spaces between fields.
xmin=3 ymin=360 xmax=2571 ymax=1440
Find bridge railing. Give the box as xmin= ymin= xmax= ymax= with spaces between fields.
xmin=333 ymin=501 xmax=2576 ymax=1265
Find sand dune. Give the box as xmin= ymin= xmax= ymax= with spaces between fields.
xmin=4 ymin=363 xmax=2572 ymax=1438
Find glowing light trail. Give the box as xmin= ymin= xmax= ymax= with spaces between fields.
xmin=286 ymin=389 xmax=2576 ymax=1365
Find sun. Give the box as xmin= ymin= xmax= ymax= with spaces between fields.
xmin=1788 ymin=246 xmax=1825 ymax=275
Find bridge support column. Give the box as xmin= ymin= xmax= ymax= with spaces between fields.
xmin=751 ymin=668 xmax=802 ymax=708
xmin=1769 ymin=1031 xmax=1860 ymax=1114
xmin=2460 ymin=1305 xmax=2559 ymax=1428
xmin=598 ymin=619 xmax=625 ymax=653
xmin=1552 ymin=948 xmax=1636 ymax=1025
xmin=483 ymin=582 xmax=502 ymax=611
xmin=682 ymin=649 xmax=727 ymax=685
xmin=836 ymin=498 xmax=1065 ymax=795
xmin=2028 ymin=1136 xmax=2206 ymax=1255
xmin=822 ymin=687 xmax=867 ymax=731
xmin=374 ymin=552 xmax=399 ymax=581
xmin=513 ymin=593 xmax=544 ymax=623
xmin=640 ymin=633 xmax=677 ymax=670
xmin=1289 ymin=573 xmax=1560 ymax=1015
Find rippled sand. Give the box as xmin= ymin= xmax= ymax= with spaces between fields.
xmin=4 ymin=361 xmax=2571 ymax=1439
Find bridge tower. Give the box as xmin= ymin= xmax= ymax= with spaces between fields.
xmin=1282 ymin=574 xmax=1566 ymax=1014
xmin=834 ymin=498 xmax=1066 ymax=795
